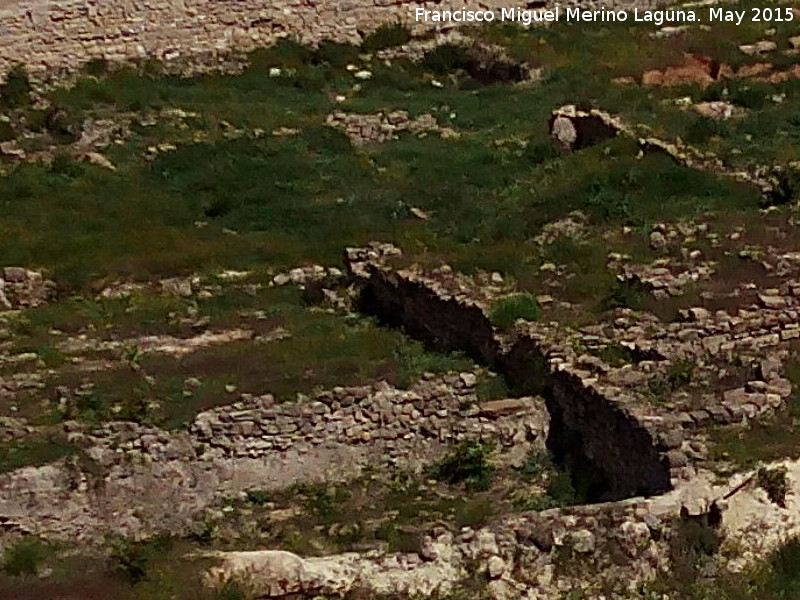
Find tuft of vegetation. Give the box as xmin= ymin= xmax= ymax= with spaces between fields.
xmin=489 ymin=293 xmax=540 ymax=331
xmin=0 ymin=436 xmax=76 ymax=474
xmin=1 ymin=538 xmax=51 ymax=576
xmin=758 ymin=466 xmax=790 ymax=508
xmin=647 ymin=358 xmax=697 ymax=403
xmin=244 ymin=489 xmax=272 ymax=506
xmin=428 ymin=440 xmax=495 ymax=491
xmin=596 ymin=343 xmax=637 ymax=367
xmin=601 ymin=278 xmax=645 ymax=312
xmin=0 ymin=64 xmax=32 ymax=108
xmin=361 ymin=23 xmax=411 ymax=53
xmin=420 ymin=44 xmax=473 ymax=75
xmin=109 ymin=536 xmax=173 ymax=584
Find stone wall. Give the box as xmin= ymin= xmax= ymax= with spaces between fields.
xmin=191 ymin=374 xmax=547 ymax=463
xmin=0 ymin=266 xmax=55 ymax=309
xmin=0 ymin=0 xmax=663 ymax=79
xmin=349 ymin=244 xmax=503 ymax=366
xmin=0 ymin=373 xmax=549 ymax=540
xmin=346 ymin=243 xmax=683 ymax=500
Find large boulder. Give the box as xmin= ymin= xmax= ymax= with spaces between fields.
xmin=549 ymin=105 xmax=621 ymax=151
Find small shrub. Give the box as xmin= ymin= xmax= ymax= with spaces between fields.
xmin=0 ymin=119 xmax=14 ymax=142
xmin=669 ymin=513 xmax=721 ymax=582
xmin=245 ymin=489 xmax=272 ymax=506
xmin=0 ymin=64 xmax=32 ymax=108
xmin=764 ymin=167 xmax=800 ymax=207
xmin=361 ymin=23 xmax=411 ymax=53
xmin=601 ymin=278 xmax=644 ymax=312
xmin=597 ymin=343 xmax=636 ymax=367
xmin=420 ymin=44 xmax=473 ymax=75
xmin=489 ymin=293 xmax=540 ymax=331
xmin=49 ymin=152 xmax=85 ymax=179
xmin=758 ymin=466 xmax=789 ymax=508
xmin=516 ymin=449 xmax=556 ymax=481
xmin=295 ymin=483 xmax=347 ymax=521
xmin=727 ymin=84 xmax=767 ymax=110
xmin=84 ymin=58 xmax=111 ymax=77
xmin=429 ymin=440 xmax=494 ymax=491
xmin=109 ymin=535 xmax=172 ymax=583
xmin=475 ymin=373 xmax=510 ymax=401
xmin=44 ymin=104 xmax=84 ymax=142
xmin=766 ymin=538 xmax=800 ymax=595
xmin=248 ymin=40 xmax=313 ymax=71
xmin=314 ymin=41 xmax=360 ymax=67
xmin=666 ymin=358 xmax=696 ymax=388
xmin=216 ymin=581 xmax=249 ymax=600
xmin=647 ymin=359 xmax=696 ymax=402
xmin=188 ymin=517 xmax=219 ymax=544
xmin=456 ymin=499 xmax=494 ymax=528
xmin=2 ymin=538 xmax=51 ymax=576
xmin=547 ymin=471 xmax=579 ymax=506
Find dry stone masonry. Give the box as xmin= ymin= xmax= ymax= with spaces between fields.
xmin=0 ymin=266 xmax=55 ymax=309
xmin=0 ymin=373 xmax=548 ymax=540
xmin=344 ymin=241 xmax=800 ymax=500
xmin=0 ymin=0 xmax=664 ymax=80
xmin=326 ymin=110 xmax=458 ymax=147
xmin=192 ymin=374 xmax=548 ymax=462
xmin=549 ymin=104 xmax=776 ymax=197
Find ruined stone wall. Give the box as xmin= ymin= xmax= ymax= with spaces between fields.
xmin=0 ymin=374 xmax=548 ymax=540
xmin=349 ymin=246 xmax=502 ymax=366
xmin=191 ymin=374 xmax=546 ymax=462
xmin=347 ymin=243 xmax=682 ymax=500
xmin=546 ymin=370 xmax=672 ymax=501
xmin=0 ymin=0 xmax=663 ymax=79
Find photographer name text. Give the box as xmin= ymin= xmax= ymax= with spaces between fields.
xmin=414 ymin=6 xmax=795 ymax=26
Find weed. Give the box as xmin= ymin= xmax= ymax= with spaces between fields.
xmin=602 ymin=278 xmax=645 ymax=312
xmin=758 ymin=466 xmax=790 ymax=508
xmin=647 ymin=358 xmax=697 ymax=402
xmin=109 ymin=536 xmax=173 ymax=584
xmin=429 ymin=440 xmax=495 ymax=491
xmin=474 ymin=372 xmax=510 ymax=401
xmin=361 ymin=23 xmax=412 ymax=53
xmin=245 ymin=490 xmax=272 ymax=506
xmin=0 ymin=64 xmax=32 ymax=108
xmin=2 ymin=538 xmax=51 ymax=576
xmin=489 ymin=293 xmax=540 ymax=331
xmin=516 ymin=449 xmax=556 ymax=481
xmin=215 ymin=582 xmax=249 ymax=600
xmin=596 ymin=343 xmax=636 ymax=367
xmin=547 ymin=471 xmax=579 ymax=507
xmin=421 ymin=44 xmax=473 ymax=75
xmin=669 ymin=512 xmax=721 ymax=583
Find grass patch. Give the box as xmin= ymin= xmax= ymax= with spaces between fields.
xmin=2 ymin=538 xmax=52 ymax=576
xmin=489 ymin=293 xmax=540 ymax=331
xmin=362 ymin=23 xmax=412 ymax=53
xmin=428 ymin=440 xmax=495 ymax=491
xmin=0 ymin=436 xmax=76 ymax=474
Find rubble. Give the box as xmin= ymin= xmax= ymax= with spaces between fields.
xmin=0 ymin=267 xmax=56 ymax=309
xmin=326 ymin=111 xmax=458 ymax=146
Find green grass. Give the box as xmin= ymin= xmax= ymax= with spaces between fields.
xmin=18 ymin=286 xmax=474 ymax=429
xmin=489 ymin=293 xmax=540 ymax=331
xmin=1 ymin=538 xmax=52 ymax=576
xmin=0 ymin=12 xmax=766 ymax=294
xmin=0 ymin=436 xmax=76 ymax=474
